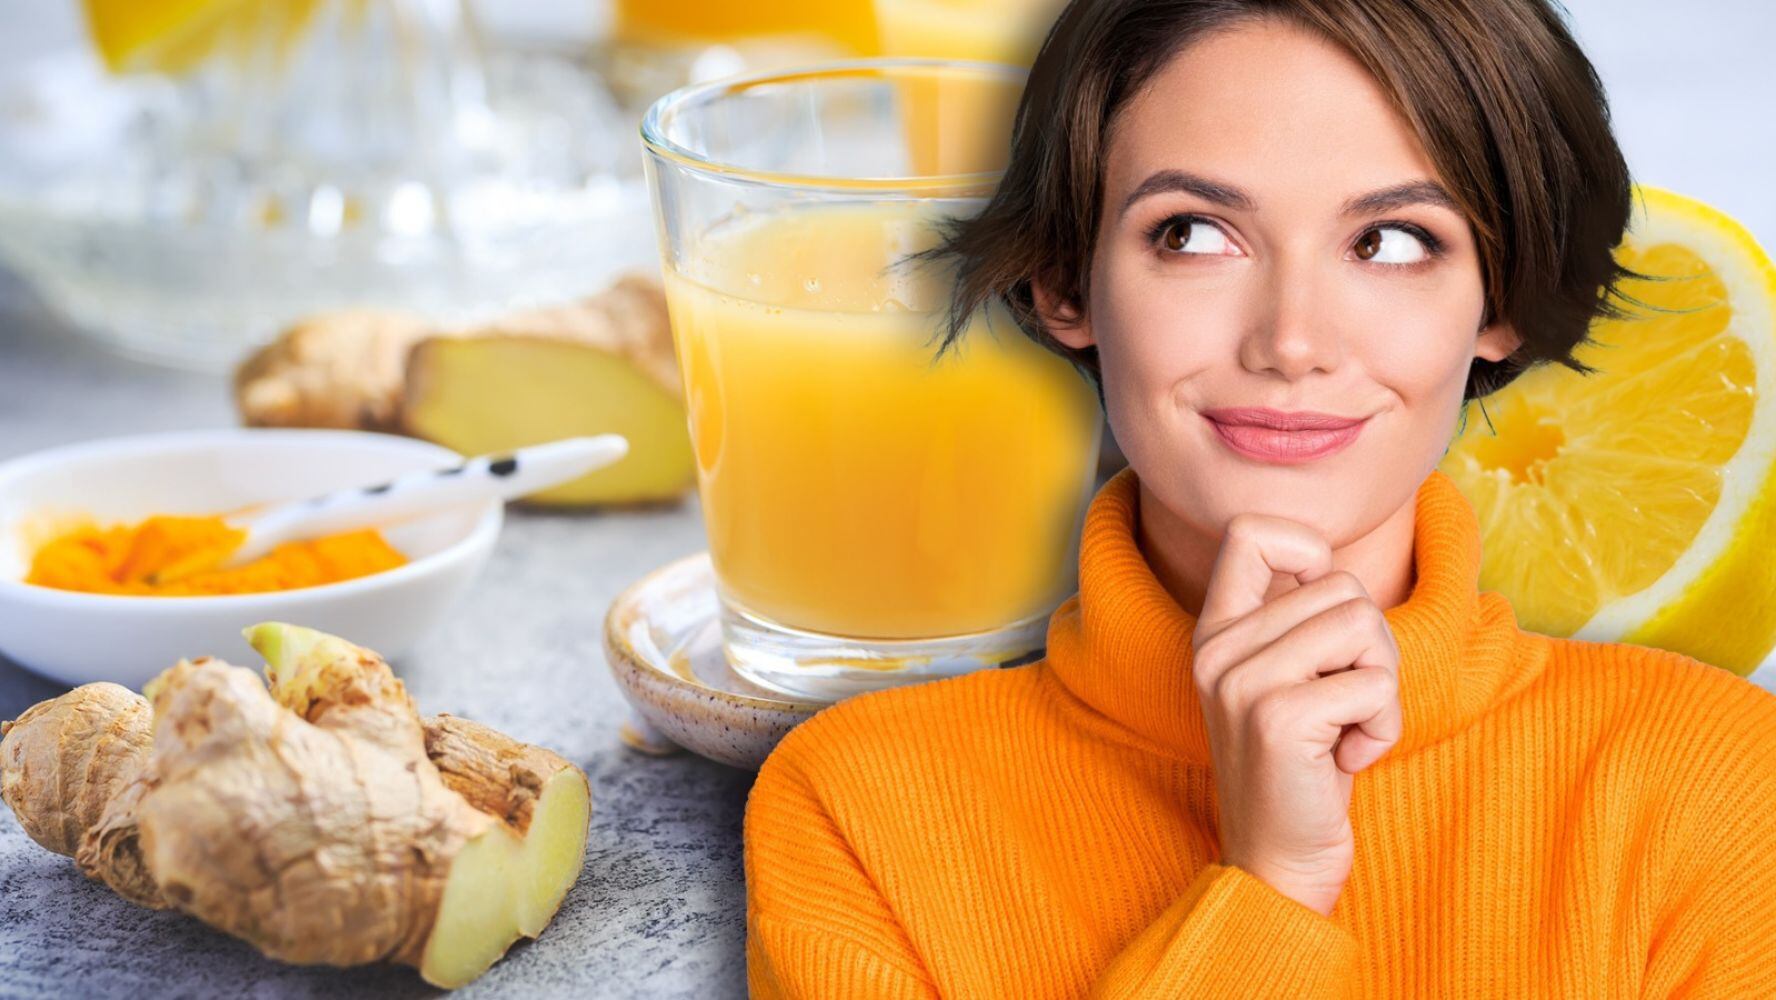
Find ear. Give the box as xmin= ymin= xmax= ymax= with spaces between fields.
xmin=1030 ymin=271 xmax=1095 ymax=351
xmin=1475 ymin=316 xmax=1521 ymax=363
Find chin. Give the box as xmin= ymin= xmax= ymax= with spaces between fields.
xmin=1195 ymin=472 xmax=1349 ymax=531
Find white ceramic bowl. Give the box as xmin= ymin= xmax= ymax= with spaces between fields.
xmin=0 ymin=429 xmax=502 ymax=689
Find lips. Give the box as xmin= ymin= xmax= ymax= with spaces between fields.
xmin=1202 ymin=408 xmax=1369 ymax=464
xmin=1200 ymin=407 xmax=1367 ymax=431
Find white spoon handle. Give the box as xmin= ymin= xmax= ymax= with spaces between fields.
xmin=225 ymin=435 xmax=629 ymax=566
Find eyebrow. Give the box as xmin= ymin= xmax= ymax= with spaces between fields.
xmin=1117 ymin=169 xmax=1460 ymax=220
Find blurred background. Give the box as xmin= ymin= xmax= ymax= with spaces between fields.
xmin=0 ymin=0 xmax=1767 ymax=374
xmin=0 ymin=0 xmax=1072 ymax=371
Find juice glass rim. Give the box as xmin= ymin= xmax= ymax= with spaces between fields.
xmin=638 ymin=56 xmax=1028 ymax=197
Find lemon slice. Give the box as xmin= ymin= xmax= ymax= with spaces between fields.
xmin=82 ymin=0 xmax=323 ymax=76
xmin=1439 ymin=185 xmax=1776 ymax=676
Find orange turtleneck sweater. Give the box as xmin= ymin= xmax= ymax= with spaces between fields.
xmin=743 ymin=466 xmax=1776 ymax=997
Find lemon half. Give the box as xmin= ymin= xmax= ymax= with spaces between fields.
xmin=1440 ymin=185 xmax=1776 ymax=676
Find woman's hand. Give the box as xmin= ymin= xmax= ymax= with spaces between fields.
xmin=1190 ymin=512 xmax=1403 ymax=917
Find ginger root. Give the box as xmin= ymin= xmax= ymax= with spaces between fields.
xmin=234 ymin=308 xmax=432 ymax=431
xmin=0 ymin=623 xmax=591 ymax=989
xmin=232 ymin=272 xmax=696 ymax=507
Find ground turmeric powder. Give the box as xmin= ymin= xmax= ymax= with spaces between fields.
xmin=25 ymin=514 xmax=407 ymax=596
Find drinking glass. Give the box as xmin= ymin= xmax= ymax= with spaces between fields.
xmin=640 ymin=58 xmax=1102 ymax=701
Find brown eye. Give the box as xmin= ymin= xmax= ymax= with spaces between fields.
xmin=1155 ymin=217 xmax=1235 ymax=256
xmin=1354 ymin=228 xmax=1382 ymax=260
xmin=1349 ymin=224 xmax=1434 ymax=265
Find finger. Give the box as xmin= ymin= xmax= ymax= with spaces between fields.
xmin=1196 ymin=513 xmax=1335 ymax=649
xmin=1266 ymin=664 xmax=1400 ymax=772
xmin=1215 ymin=597 xmax=1399 ymax=709
xmin=1321 ymin=671 xmax=1399 ymax=774
xmin=1196 ymin=570 xmax=1372 ymax=678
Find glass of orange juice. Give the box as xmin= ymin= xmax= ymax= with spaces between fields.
xmin=639 ymin=60 xmax=1102 ymax=702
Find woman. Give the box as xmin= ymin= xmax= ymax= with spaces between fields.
xmin=744 ymin=1 xmax=1776 ymax=995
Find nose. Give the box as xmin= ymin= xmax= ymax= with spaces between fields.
xmin=1238 ymin=249 xmax=1345 ymax=381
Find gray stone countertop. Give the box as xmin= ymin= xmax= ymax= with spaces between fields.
xmin=0 ymin=272 xmax=754 ymax=999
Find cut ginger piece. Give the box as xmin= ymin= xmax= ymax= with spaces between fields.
xmin=401 ymin=274 xmax=695 ymax=507
xmin=423 ymin=766 xmax=592 ymax=980
xmin=232 ymin=272 xmax=696 ymax=508
xmin=421 ymin=715 xmax=595 ymax=941
xmin=250 ymin=622 xmax=594 ymax=987
xmin=403 ymin=336 xmax=695 ymax=507
xmin=0 ymin=622 xmax=592 ymax=990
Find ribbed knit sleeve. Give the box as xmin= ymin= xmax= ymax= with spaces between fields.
xmin=1640 ymin=684 xmax=1776 ymax=998
xmin=749 ymin=911 xmax=937 ymax=998
xmin=745 ymin=740 xmax=940 ymax=999
xmin=1090 ymin=862 xmax=1358 ymax=999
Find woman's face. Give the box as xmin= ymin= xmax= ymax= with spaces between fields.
xmin=1037 ymin=17 xmax=1520 ymax=549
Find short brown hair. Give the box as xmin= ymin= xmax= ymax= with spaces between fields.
xmin=912 ymin=0 xmax=1643 ymax=405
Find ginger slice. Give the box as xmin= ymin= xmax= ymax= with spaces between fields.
xmin=230 ymin=272 xmax=697 ymax=508
xmin=400 ymin=273 xmax=697 ymax=507
xmin=423 ymin=715 xmax=592 ymax=938
xmin=0 ymin=623 xmax=592 ymax=990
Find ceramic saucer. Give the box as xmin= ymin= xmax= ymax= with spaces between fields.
xmin=603 ymin=552 xmax=826 ymax=770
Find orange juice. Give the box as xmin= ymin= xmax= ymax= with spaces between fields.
xmin=874 ymin=0 xmax=1067 ymax=64
xmin=614 ymin=0 xmax=880 ymax=54
xmin=662 ymin=201 xmax=1101 ymax=639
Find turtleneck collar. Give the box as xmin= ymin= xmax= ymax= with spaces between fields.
xmin=1042 ymin=465 xmax=1544 ymax=764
